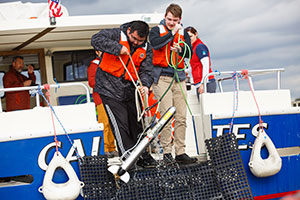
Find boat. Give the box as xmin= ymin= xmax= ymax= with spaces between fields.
xmin=184 ymin=68 xmax=300 ymax=199
xmin=0 ymin=2 xmax=299 ymax=200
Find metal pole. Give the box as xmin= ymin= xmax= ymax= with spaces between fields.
xmin=277 ymin=71 xmax=281 ymax=89
xmin=35 ymin=91 xmax=40 ymax=107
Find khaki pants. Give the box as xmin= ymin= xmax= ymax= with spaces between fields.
xmin=97 ymin=103 xmax=116 ymax=152
xmin=153 ymin=76 xmax=187 ymax=155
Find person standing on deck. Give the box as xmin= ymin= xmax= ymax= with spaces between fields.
xmin=149 ymin=4 xmax=196 ymax=165
xmin=91 ymin=20 xmax=157 ymax=168
xmin=3 ymin=56 xmax=36 ymax=112
xmin=185 ymin=26 xmax=216 ymax=100
xmin=88 ymin=52 xmax=118 ymax=158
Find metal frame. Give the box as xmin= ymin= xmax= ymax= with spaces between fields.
xmin=202 ymin=68 xmax=285 ymax=93
xmin=0 ymin=82 xmax=90 ymax=113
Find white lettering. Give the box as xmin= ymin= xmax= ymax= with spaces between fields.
xmin=213 ymin=125 xmax=230 ymax=136
xmin=38 ymin=141 xmax=62 ymax=171
xmin=213 ymin=123 xmax=252 ymax=150
xmin=91 ymin=136 xmax=101 ymax=156
xmin=251 ymin=123 xmax=268 ymax=137
xmin=66 ymin=139 xmax=85 ymax=162
xmin=232 ymin=124 xmax=250 ymax=150
xmin=38 ymin=136 xmax=102 ymax=171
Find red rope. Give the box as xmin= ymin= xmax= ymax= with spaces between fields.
xmin=241 ymin=70 xmax=264 ymax=131
xmin=44 ymin=84 xmax=59 ymax=155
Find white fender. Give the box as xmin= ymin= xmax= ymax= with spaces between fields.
xmin=38 ymin=151 xmax=84 ymax=200
xmin=248 ymin=129 xmax=282 ymax=177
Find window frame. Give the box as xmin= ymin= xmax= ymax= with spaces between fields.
xmin=52 ymin=49 xmax=95 ymax=83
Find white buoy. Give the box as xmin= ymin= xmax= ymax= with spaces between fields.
xmin=248 ymin=129 xmax=282 ymax=177
xmin=38 ymin=151 xmax=84 ymax=200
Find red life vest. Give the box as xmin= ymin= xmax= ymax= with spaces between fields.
xmin=190 ymin=38 xmax=214 ymax=84
xmin=152 ymin=25 xmax=185 ymax=69
xmin=87 ymin=58 xmax=102 ymax=105
xmin=99 ymin=31 xmax=147 ymax=81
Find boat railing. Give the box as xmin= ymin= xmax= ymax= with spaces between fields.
xmin=0 ymin=82 xmax=90 ymax=113
xmin=202 ymin=68 xmax=285 ymax=93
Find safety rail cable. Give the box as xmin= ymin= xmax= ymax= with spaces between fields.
xmin=202 ymin=68 xmax=285 ymax=93
xmin=0 ymin=82 xmax=91 ymax=113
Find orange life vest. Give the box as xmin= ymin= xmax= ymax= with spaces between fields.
xmin=152 ymin=25 xmax=185 ymax=69
xmin=99 ymin=31 xmax=147 ymax=81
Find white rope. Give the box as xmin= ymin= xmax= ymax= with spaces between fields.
xmin=128 ymin=55 xmax=151 ymax=127
xmin=118 ymin=55 xmax=145 ymax=125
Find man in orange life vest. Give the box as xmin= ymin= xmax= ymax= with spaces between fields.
xmin=3 ymin=56 xmax=36 ymax=112
xmin=91 ymin=21 xmax=157 ymax=168
xmin=149 ymin=4 xmax=197 ymax=165
xmin=88 ymin=52 xmax=118 ymax=158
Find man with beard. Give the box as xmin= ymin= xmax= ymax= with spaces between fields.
xmin=91 ymin=20 xmax=157 ymax=168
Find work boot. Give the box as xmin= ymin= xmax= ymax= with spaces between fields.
xmin=136 ymin=152 xmax=158 ymax=168
xmin=163 ymin=153 xmax=176 ymax=165
xmin=175 ymin=153 xmax=197 ymax=165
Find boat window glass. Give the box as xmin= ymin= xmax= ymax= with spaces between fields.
xmin=52 ymin=50 xmax=95 ymax=82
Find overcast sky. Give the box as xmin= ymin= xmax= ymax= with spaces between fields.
xmin=2 ymin=0 xmax=300 ymax=100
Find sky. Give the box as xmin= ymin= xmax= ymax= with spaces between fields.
xmin=2 ymin=0 xmax=300 ymax=100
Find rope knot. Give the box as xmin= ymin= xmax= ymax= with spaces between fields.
xmin=232 ymin=71 xmax=242 ymax=80
xmin=43 ymin=84 xmax=50 ymax=91
xmin=241 ymin=69 xmax=248 ymax=79
xmin=43 ymin=84 xmax=51 ymax=98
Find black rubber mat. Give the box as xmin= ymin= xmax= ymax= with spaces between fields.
xmin=79 ymin=133 xmax=252 ymax=200
xmin=205 ymin=133 xmax=253 ymax=200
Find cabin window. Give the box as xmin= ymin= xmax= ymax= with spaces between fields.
xmin=52 ymin=50 xmax=95 ymax=82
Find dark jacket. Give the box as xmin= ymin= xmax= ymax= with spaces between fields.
xmin=91 ymin=22 xmax=153 ymax=101
xmin=149 ymin=20 xmax=193 ymax=84
xmin=3 ymin=67 xmax=36 ymax=111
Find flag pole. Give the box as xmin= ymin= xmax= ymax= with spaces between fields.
xmin=49 ymin=0 xmax=63 ymax=25
xmin=50 ymin=16 xmax=56 ymax=25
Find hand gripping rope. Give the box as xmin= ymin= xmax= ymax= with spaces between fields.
xmin=117 ymin=54 xmax=153 ymax=160
xmin=118 ymin=36 xmax=200 ymax=156
xmin=118 ymin=55 xmax=150 ymax=128
xmin=156 ymin=38 xmax=201 ymax=154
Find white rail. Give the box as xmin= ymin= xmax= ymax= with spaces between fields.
xmin=0 ymin=82 xmax=90 ymax=113
xmin=202 ymin=68 xmax=285 ymax=93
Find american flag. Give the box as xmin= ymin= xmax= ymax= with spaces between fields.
xmin=48 ymin=0 xmax=63 ymax=17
